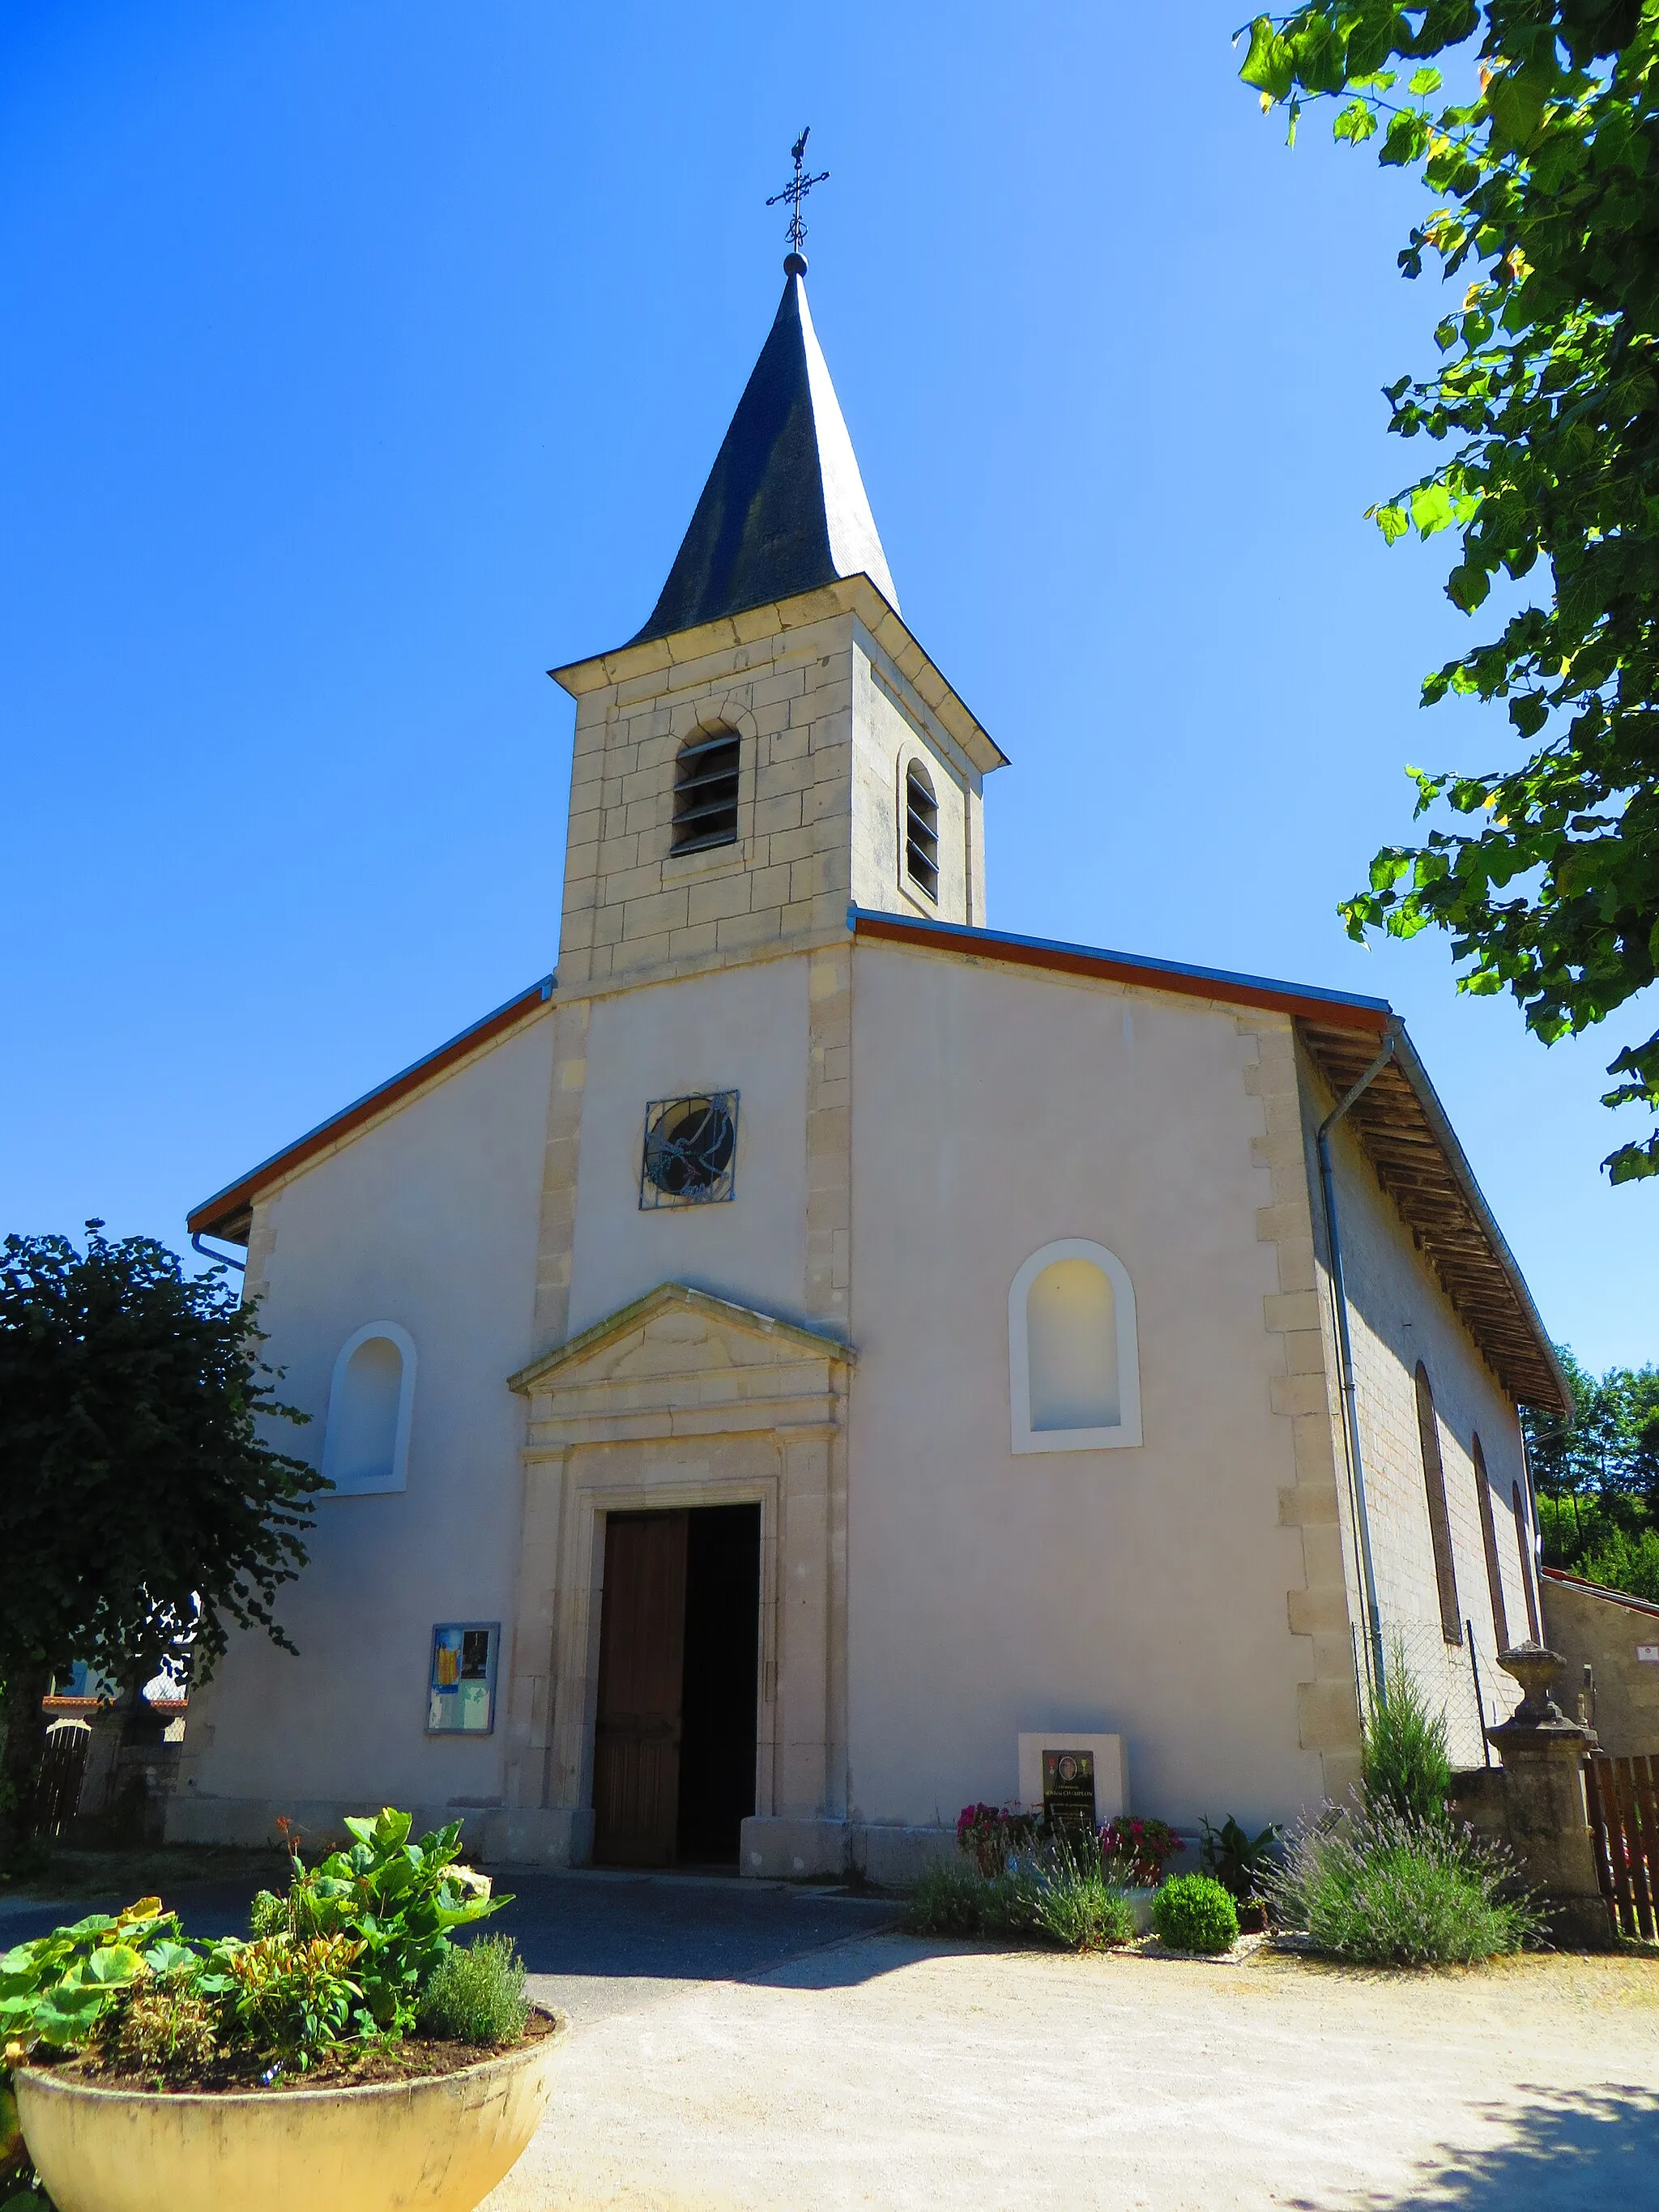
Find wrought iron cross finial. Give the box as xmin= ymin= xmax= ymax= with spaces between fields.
xmin=766 ymin=126 xmax=829 ymax=263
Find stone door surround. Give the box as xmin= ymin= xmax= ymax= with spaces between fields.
xmin=504 ymin=1282 xmax=853 ymax=1865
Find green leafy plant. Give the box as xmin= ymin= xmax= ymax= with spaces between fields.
xmin=216 ymin=1933 xmax=363 ymax=2069
xmin=247 ymin=1809 xmax=505 ymax=2037
xmin=1199 ymin=1814 xmax=1281 ymax=1903
xmin=99 ymin=1976 xmax=220 ymax=2079
xmin=1099 ymin=1817 xmax=1183 ymax=1888
xmin=1239 ymin=3 xmax=1659 ymax=1187
xmin=1026 ymin=1836 xmax=1137 ymax=1952
xmin=1268 ymin=1797 xmax=1541 ymax=1964
xmin=1151 ymin=1874 xmax=1239 ymax=1954
xmin=416 ymin=1936 xmax=529 ymax=2047
xmin=902 ymin=1860 xmax=1005 ymax=1937
xmin=0 ymin=1900 xmax=189 ymax=2054
xmin=1364 ymin=1652 xmax=1454 ymax=1825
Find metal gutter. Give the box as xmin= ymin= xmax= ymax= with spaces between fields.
xmin=187 ymin=974 xmax=557 ymax=1242
xmin=851 ymin=906 xmax=1394 ymax=1029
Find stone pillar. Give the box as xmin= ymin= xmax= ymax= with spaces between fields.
xmin=1484 ymin=1643 xmax=1610 ymax=1950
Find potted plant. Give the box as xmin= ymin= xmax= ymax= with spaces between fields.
xmin=1198 ymin=1813 xmax=1280 ymax=1932
xmin=2 ymin=1808 xmax=566 ymax=2212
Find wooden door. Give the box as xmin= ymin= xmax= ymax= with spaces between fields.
xmin=592 ymin=1511 xmax=688 ymax=1866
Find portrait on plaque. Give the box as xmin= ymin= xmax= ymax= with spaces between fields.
xmin=1042 ymin=1746 xmax=1097 ymax=1831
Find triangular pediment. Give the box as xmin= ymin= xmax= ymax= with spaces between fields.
xmin=508 ymin=1281 xmax=853 ymax=1398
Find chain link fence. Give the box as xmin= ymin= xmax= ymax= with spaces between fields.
xmin=1356 ymin=1617 xmax=1524 ymax=1773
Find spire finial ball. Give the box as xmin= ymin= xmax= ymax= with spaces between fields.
xmin=784 ymin=251 xmax=808 ymax=278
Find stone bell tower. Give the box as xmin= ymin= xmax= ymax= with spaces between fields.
xmin=548 ymin=253 xmax=1008 ymax=999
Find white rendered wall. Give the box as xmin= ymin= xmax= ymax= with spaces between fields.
xmin=173 ymin=1012 xmax=557 ymax=1826
xmin=566 ymin=957 xmax=810 ymax=1335
xmin=846 ymin=943 xmax=1322 ymax=1835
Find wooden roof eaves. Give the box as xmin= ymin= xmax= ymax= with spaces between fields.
xmin=186 ymin=975 xmax=557 ymax=1243
xmin=1296 ymin=1019 xmax=1570 ymax=1416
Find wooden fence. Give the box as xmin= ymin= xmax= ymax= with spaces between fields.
xmin=32 ymin=1720 xmax=92 ymax=1840
xmin=1586 ymin=1750 xmax=1659 ymax=1941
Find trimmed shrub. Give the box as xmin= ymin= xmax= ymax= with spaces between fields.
xmin=902 ymin=1860 xmax=994 ymax=1936
xmin=1151 ymin=1874 xmax=1239 ymax=1953
xmin=1266 ymin=1799 xmax=1540 ymax=1967
xmin=1028 ymin=1841 xmax=1136 ymax=1952
xmin=416 ymin=1935 xmax=529 ymax=2048
xmin=1363 ymin=1650 xmax=1452 ymax=1826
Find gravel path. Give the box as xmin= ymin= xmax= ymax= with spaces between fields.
xmin=492 ymin=1933 xmax=1659 ymax=2210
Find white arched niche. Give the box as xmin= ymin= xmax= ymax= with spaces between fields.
xmin=1009 ymin=1241 xmax=1142 ymax=1455
xmin=321 ymin=1322 xmax=417 ymax=1496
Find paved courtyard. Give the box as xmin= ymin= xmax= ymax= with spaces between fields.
xmin=494 ymin=1907 xmax=1659 ymax=2212
xmin=9 ymin=1864 xmax=1659 ymax=2208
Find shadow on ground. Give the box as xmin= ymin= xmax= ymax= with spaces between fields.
xmin=2 ymin=1857 xmax=899 ymax=1998
xmin=1333 ymin=2084 xmax=1659 ymax=2210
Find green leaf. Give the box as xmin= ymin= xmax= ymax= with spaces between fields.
xmin=1239 ymin=18 xmax=1294 ymax=102
xmin=1371 ymin=502 xmax=1410 ymax=544
xmin=1409 ymin=67 xmax=1443 ymax=96
xmin=1333 ymin=98 xmax=1379 ymax=145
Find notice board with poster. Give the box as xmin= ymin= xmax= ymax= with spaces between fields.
xmin=427 ymin=1622 xmax=499 ymax=1734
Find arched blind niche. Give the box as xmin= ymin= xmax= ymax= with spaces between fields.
xmin=1414 ymin=1363 xmax=1461 ymax=1643
xmin=1471 ymin=1432 xmax=1509 ymax=1651
xmin=1512 ymin=1480 xmax=1542 ymax=1639
xmin=903 ymin=760 xmax=940 ymax=901
xmin=670 ymin=728 xmax=740 ymax=855
xmin=1009 ymin=1242 xmax=1142 ymax=1454
xmin=322 ymin=1323 xmax=416 ymax=1496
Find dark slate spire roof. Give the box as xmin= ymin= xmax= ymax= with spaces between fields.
xmin=632 ymin=258 xmax=898 ymax=645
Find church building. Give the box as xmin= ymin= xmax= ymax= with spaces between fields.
xmin=171 ymin=242 xmax=1569 ymax=1877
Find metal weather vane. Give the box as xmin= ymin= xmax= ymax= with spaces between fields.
xmin=766 ymin=127 xmax=829 ymax=261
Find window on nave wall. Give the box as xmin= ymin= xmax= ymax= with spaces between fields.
xmin=1009 ymin=1240 xmax=1142 ymax=1454
xmin=1414 ymin=1363 xmax=1461 ymax=1644
xmin=322 ymin=1322 xmax=416 ymax=1496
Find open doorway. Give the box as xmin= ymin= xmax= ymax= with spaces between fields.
xmin=591 ymin=1502 xmax=761 ymax=1868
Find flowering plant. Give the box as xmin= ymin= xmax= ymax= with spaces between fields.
xmin=955 ymin=1803 xmax=1041 ymax=1878
xmin=1099 ymin=1816 xmax=1181 ymax=1888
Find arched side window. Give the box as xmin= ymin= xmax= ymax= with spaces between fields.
xmin=903 ymin=759 xmax=940 ymax=901
xmin=1009 ymin=1241 xmax=1142 ymax=1455
xmin=1414 ymin=1363 xmax=1461 ymax=1643
xmin=1512 ymin=1479 xmax=1542 ymax=1639
xmin=1470 ymin=1432 xmax=1509 ymax=1652
xmin=322 ymin=1322 xmax=417 ymax=1497
xmin=670 ymin=727 xmax=740 ymax=855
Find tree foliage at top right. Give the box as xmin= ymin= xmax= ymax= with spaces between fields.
xmin=1242 ymin=1 xmax=1659 ymax=1182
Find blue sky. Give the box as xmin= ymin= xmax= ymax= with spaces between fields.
xmin=2 ymin=1 xmax=1652 ymax=1373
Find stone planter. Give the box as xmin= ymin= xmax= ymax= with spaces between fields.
xmin=12 ymin=2008 xmax=567 ymax=2212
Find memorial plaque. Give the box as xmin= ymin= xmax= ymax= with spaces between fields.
xmin=1042 ymin=1747 xmax=1097 ymax=1832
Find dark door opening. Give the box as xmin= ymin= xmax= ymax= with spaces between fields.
xmin=592 ymin=1502 xmax=760 ymax=1869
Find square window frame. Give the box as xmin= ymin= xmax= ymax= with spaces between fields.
xmin=638 ymin=1089 xmax=740 ymax=1210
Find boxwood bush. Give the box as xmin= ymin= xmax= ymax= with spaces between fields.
xmin=1151 ymin=1873 xmax=1239 ymax=1953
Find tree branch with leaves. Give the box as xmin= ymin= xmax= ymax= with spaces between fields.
xmin=1242 ymin=0 xmax=1658 ymax=1181
xmin=0 ymin=1225 xmax=325 ymax=1870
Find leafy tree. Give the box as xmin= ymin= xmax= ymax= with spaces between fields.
xmin=1525 ymin=1340 xmax=1659 ymax=1592
xmin=0 ymin=1224 xmax=322 ymax=1869
xmin=1240 ymin=2 xmax=1659 ymax=1182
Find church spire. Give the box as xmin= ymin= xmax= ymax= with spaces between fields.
xmin=631 ymin=186 xmax=898 ymax=646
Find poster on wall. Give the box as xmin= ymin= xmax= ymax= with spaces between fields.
xmin=427 ymin=1622 xmax=499 ymax=1734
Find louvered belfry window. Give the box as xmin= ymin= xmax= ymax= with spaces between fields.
xmin=670 ymin=728 xmax=740 ymax=855
xmin=905 ymin=761 xmax=940 ymax=901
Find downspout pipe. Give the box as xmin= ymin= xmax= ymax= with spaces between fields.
xmin=191 ymin=1231 xmax=246 ymax=1273
xmin=1316 ymin=1021 xmax=1402 ymax=1705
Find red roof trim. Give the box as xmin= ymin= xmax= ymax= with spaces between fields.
xmin=188 ymin=976 xmax=556 ymax=1240
xmin=1542 ymin=1565 xmax=1659 ymax=1622
xmin=851 ymin=910 xmax=1392 ymax=1031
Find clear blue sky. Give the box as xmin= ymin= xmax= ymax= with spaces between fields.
xmin=2 ymin=1 xmax=1652 ymax=1373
